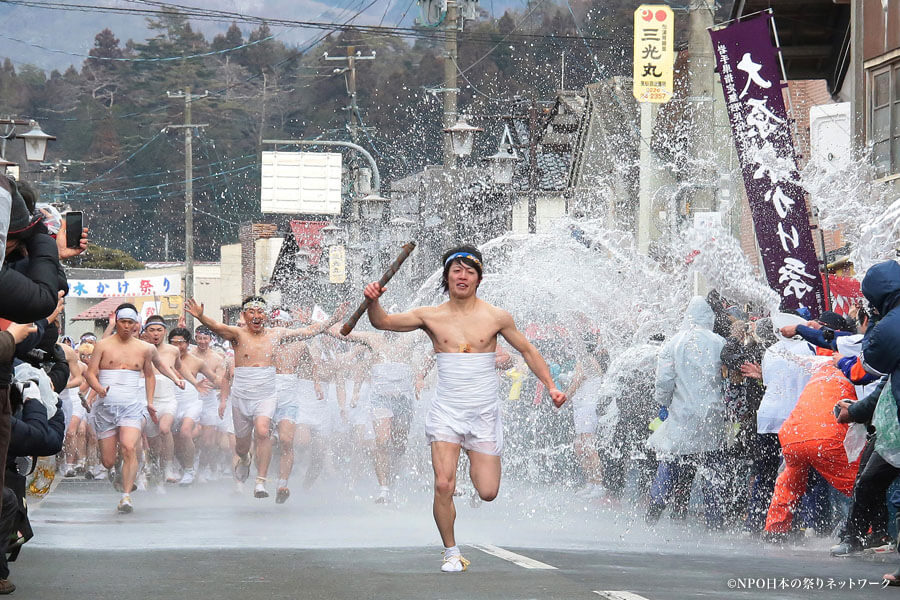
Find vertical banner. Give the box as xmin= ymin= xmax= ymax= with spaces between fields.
xmin=328 ymin=244 xmax=347 ymax=284
xmin=709 ymin=14 xmax=825 ymax=316
xmin=633 ymin=5 xmax=675 ymax=103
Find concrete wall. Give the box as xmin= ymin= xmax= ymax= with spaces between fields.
xmin=220 ymin=243 xmax=242 ymax=309
xmin=511 ymin=196 xmax=566 ymax=234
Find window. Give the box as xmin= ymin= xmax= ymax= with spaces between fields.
xmin=868 ymin=60 xmax=900 ymax=178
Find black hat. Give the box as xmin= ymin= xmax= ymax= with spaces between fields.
xmin=817 ymin=310 xmax=852 ymax=333
xmin=6 ymin=178 xmax=40 ymax=240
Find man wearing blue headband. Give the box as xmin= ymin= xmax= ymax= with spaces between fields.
xmin=361 ymin=244 xmax=567 ymax=573
xmin=83 ymin=303 xmax=184 ymax=513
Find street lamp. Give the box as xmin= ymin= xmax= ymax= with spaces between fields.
xmin=485 ymin=124 xmax=519 ymax=185
xmin=16 ymin=121 xmax=56 ymax=162
xmin=320 ymin=223 xmax=345 ymax=247
xmin=356 ymin=193 xmax=390 ymax=222
xmin=443 ymin=116 xmax=483 ymax=157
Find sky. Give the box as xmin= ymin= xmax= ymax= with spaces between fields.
xmin=0 ymin=0 xmax=523 ymax=72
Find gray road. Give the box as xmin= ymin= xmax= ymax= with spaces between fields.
xmin=10 ymin=477 xmax=895 ymax=599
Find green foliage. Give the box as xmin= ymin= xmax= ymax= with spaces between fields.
xmin=69 ymin=244 xmax=145 ymax=270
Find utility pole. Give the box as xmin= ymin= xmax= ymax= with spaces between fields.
xmin=686 ymin=0 xmax=718 ymax=214
xmin=325 ymin=46 xmax=376 ymax=146
xmin=166 ymin=86 xmax=208 ymax=327
xmin=443 ymin=0 xmax=459 ymax=169
xmin=527 ymin=97 xmax=539 ymax=234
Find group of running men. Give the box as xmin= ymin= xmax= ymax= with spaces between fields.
xmin=55 ymin=246 xmax=567 ymax=573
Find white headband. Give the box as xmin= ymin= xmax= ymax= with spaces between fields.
xmin=116 ymin=307 xmax=140 ymax=323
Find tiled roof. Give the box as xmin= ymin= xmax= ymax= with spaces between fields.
xmin=71 ymin=296 xmax=121 ymax=321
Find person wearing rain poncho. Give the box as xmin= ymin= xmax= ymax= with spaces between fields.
xmin=645 ymin=296 xmax=727 ymax=528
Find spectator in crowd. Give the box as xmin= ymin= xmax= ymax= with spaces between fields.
xmin=645 ymin=297 xmax=727 ymax=528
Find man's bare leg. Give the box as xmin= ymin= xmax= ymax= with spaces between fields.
xmin=253 ymin=416 xmax=273 ymax=497
xmin=276 ymin=420 xmax=295 ymax=503
xmin=431 ymin=441 xmax=461 ymax=547
xmin=467 ymin=450 xmax=501 ymax=502
xmin=118 ymin=427 xmax=142 ymax=497
xmin=175 ymin=418 xmax=197 ymax=484
xmin=373 ymin=417 xmax=393 ymax=500
xmin=574 ymin=433 xmax=603 ymax=491
xmin=157 ymin=415 xmax=176 ymax=481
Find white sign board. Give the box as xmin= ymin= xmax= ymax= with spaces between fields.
xmin=260 ymin=151 xmax=342 ymax=215
xmin=810 ymin=102 xmax=851 ymax=171
xmin=68 ymin=276 xmax=181 ymax=298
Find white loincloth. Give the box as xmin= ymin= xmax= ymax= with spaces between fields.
xmin=295 ymin=378 xmax=327 ymax=430
xmin=92 ymin=369 xmax=145 ymax=438
xmin=572 ymin=376 xmax=602 ymax=435
xmin=153 ymin=373 xmax=178 ymax=417
xmin=273 ymin=373 xmax=300 ymax=424
xmin=230 ymin=366 xmax=277 ymax=438
xmin=196 ymin=373 xmax=220 ymax=426
xmin=426 ymin=352 xmax=502 ymax=455
xmin=175 ymin=380 xmax=202 ymax=424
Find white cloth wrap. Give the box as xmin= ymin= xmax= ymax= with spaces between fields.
xmin=295 ymin=378 xmax=327 ymax=430
xmin=572 ymin=376 xmax=602 ymax=435
xmin=426 ymin=352 xmax=502 ymax=455
xmin=196 ymin=373 xmax=220 ymax=426
xmin=92 ymin=370 xmax=145 ymax=438
xmin=175 ymin=381 xmax=202 ymax=423
xmin=230 ymin=367 xmax=277 ymax=438
xmin=370 ymin=362 xmax=415 ymax=397
xmin=153 ymin=373 xmax=178 ymax=416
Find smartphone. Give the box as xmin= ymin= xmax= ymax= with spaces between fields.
xmin=65 ymin=211 xmax=83 ymax=248
xmin=834 ymin=399 xmax=855 ymax=418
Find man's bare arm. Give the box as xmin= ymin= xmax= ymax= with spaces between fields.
xmin=62 ymin=345 xmax=84 ymax=389
xmin=363 ymin=282 xmax=426 ymax=332
xmin=278 ymin=305 xmax=348 ymax=343
xmin=84 ymin=343 xmax=107 ymax=398
xmin=151 ymin=347 xmax=186 ymax=389
xmin=497 ymin=311 xmax=567 ymax=407
xmin=185 ymin=298 xmax=242 ymax=342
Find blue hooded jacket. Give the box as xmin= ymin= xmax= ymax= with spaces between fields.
xmin=861 ymin=260 xmax=900 ymax=400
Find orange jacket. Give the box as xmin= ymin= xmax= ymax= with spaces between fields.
xmin=779 ymin=363 xmax=857 ymax=446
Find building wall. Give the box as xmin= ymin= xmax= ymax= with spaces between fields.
xmin=863 ymin=0 xmax=900 ymax=61
xmin=220 ymin=243 xmax=242 ymax=309
xmin=511 ymin=196 xmax=566 ymax=234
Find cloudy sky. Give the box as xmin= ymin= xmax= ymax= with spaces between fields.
xmin=0 ymin=0 xmax=520 ymax=72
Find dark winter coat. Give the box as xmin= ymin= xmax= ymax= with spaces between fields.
xmin=8 ymin=398 xmax=65 ymax=460
xmin=860 ymin=260 xmax=900 ymax=401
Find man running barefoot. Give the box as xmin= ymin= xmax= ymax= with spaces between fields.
xmin=362 ymin=245 xmax=567 ymax=572
xmin=84 ymin=304 xmax=183 ymax=513
xmin=184 ymin=296 xmax=345 ymax=498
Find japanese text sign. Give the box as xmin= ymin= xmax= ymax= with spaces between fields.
xmin=709 ymin=14 xmax=824 ymax=315
xmin=68 ymin=276 xmax=181 ymax=298
xmin=328 ymin=244 xmax=347 ymax=284
xmin=633 ymin=5 xmax=674 ymax=103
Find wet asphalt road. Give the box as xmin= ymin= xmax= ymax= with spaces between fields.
xmin=9 ymin=477 xmax=895 ymax=599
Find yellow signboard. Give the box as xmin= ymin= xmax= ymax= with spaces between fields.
xmin=329 ymin=245 xmax=347 ymax=284
xmin=633 ymin=5 xmax=674 ymax=103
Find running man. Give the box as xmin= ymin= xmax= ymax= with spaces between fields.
xmin=84 ymin=304 xmax=182 ymax=512
xmin=184 ymin=296 xmax=345 ymax=498
xmin=168 ymin=327 xmax=219 ymax=486
xmin=141 ymin=316 xmax=185 ymax=485
xmin=362 ymin=245 xmax=566 ymax=572
xmin=193 ymin=326 xmax=226 ymax=481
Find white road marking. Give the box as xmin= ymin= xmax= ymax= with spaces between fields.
xmin=468 ymin=543 xmax=557 ymax=570
xmin=593 ymin=592 xmax=651 ymax=600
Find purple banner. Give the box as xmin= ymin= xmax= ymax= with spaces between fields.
xmin=710 ymin=14 xmax=825 ymax=316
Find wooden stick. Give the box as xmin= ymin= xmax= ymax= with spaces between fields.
xmin=340 ymin=241 xmax=416 ymax=336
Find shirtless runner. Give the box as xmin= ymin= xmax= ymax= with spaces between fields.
xmin=362 ymin=245 xmax=566 ymax=572
xmin=167 ymin=327 xmax=220 ymax=486
xmin=193 ymin=326 xmax=226 ymax=480
xmin=141 ymin=315 xmax=186 ymax=486
xmin=84 ymin=303 xmax=184 ymax=513
xmin=184 ymin=295 xmax=345 ymax=498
